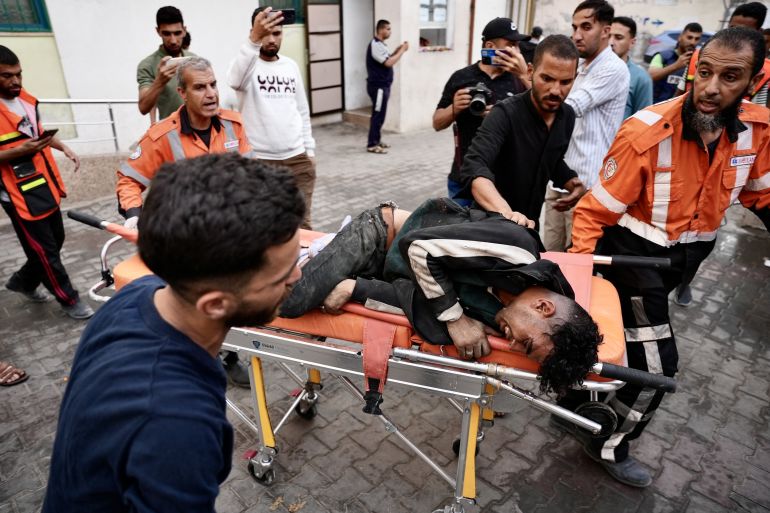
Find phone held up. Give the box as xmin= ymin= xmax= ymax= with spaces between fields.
xmin=481 ymin=48 xmax=497 ymax=66
xmin=276 ymin=8 xmax=296 ymax=25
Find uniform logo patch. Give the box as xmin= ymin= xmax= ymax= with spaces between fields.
xmin=730 ymin=154 xmax=756 ymax=167
xmin=129 ymin=145 xmax=142 ymax=160
xmin=224 ymin=140 xmax=239 ymax=149
xmin=603 ymin=157 xmax=618 ymax=180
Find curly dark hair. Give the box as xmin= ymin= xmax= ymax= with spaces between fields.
xmin=538 ymin=300 xmax=602 ymax=396
xmin=139 ymin=153 xmax=305 ymax=299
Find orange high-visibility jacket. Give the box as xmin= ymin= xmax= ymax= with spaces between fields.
xmin=0 ymin=89 xmax=67 ymax=221
xmin=571 ymin=95 xmax=770 ymax=253
xmin=684 ymin=48 xmax=770 ymax=100
xmin=116 ymin=106 xmax=253 ymax=213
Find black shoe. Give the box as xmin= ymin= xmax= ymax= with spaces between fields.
xmin=674 ymin=284 xmax=693 ymax=307
xmin=223 ymin=359 xmax=251 ymax=389
xmin=582 ymin=445 xmax=653 ymax=488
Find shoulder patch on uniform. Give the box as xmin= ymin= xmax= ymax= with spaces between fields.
xmin=129 ymin=145 xmax=142 ymax=160
xmin=603 ymin=157 xmax=618 ymax=181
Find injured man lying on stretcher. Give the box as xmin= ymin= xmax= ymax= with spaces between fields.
xmin=280 ymin=198 xmax=601 ymax=395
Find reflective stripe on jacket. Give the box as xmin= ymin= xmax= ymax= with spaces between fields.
xmin=116 ymin=106 xmax=254 ymax=212
xmin=571 ymin=95 xmax=770 ymax=253
xmin=0 ymin=89 xmax=66 ymax=221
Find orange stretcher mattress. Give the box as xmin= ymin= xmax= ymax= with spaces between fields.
xmin=112 ymin=230 xmax=625 ymax=375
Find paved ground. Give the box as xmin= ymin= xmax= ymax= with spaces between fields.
xmin=1 ymin=122 xmax=770 ymax=513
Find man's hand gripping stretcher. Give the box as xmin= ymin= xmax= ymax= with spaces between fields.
xmin=279 ymin=198 xmax=602 ymax=397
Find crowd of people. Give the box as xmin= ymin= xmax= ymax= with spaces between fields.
xmin=1 ymin=1 xmax=770 ymax=511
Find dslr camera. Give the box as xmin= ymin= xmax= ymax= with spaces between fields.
xmin=467 ymin=82 xmax=493 ymax=116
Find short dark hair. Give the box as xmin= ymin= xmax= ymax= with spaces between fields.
xmin=612 ymin=16 xmax=637 ymax=38
xmin=156 ymin=6 xmax=183 ymax=27
xmin=0 ymin=45 xmax=19 ymax=66
xmin=763 ymin=27 xmax=770 ymax=36
xmin=139 ymin=154 xmax=305 ymax=298
xmin=573 ymin=0 xmax=614 ymax=25
xmin=533 ymin=34 xmax=579 ymax=68
xmin=539 ymin=301 xmax=602 ymax=396
xmin=376 ymin=19 xmax=390 ymax=32
xmin=732 ymin=2 xmax=767 ymax=30
xmin=683 ymin=22 xmax=703 ymax=34
xmin=701 ymin=26 xmax=766 ymax=77
xmin=531 ymin=26 xmax=543 ymax=38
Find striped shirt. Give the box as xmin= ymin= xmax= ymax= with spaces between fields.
xmin=563 ymin=45 xmax=630 ymax=190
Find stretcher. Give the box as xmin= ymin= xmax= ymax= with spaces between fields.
xmin=69 ymin=210 xmax=676 ymax=513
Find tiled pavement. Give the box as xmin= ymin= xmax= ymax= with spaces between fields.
xmin=1 ymin=122 xmax=770 ymax=513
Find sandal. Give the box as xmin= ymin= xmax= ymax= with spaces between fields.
xmin=377 ymin=142 xmax=391 ymax=149
xmin=0 ymin=361 xmax=28 ymax=387
xmin=366 ymin=145 xmax=388 ymax=154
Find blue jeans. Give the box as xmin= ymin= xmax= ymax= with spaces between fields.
xmin=447 ymin=178 xmax=472 ymax=207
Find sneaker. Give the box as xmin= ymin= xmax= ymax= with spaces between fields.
xmin=673 ymin=284 xmax=693 ymax=307
xmin=62 ymin=299 xmax=95 ymax=320
xmin=223 ymin=359 xmax=251 ymax=389
xmin=5 ymin=281 xmax=52 ymax=303
xmin=582 ymin=445 xmax=653 ymax=488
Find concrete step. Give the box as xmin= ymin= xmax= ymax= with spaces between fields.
xmin=342 ymin=107 xmax=371 ymax=129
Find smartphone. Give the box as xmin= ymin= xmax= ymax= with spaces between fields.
xmin=164 ymin=56 xmax=191 ymax=68
xmin=39 ymin=128 xmax=58 ymax=139
xmin=481 ymin=48 xmax=498 ymax=66
xmin=277 ymin=8 xmax=296 ymax=25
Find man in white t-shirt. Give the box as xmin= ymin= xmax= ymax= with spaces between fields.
xmin=228 ymin=7 xmax=316 ymax=228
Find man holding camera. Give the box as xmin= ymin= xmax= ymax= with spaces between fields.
xmin=456 ymin=35 xmax=584 ymax=226
xmin=433 ymin=17 xmax=531 ymax=205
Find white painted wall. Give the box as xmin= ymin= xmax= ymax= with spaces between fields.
xmin=342 ymin=0 xmax=374 ymax=111
xmin=45 ymin=0 xmax=308 ymax=154
xmin=375 ymin=0 xmax=475 ymax=133
xmin=471 ymin=0 xmax=512 ymax=66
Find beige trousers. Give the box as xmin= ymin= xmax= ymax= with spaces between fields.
xmin=543 ymin=186 xmax=574 ymax=252
xmin=259 ymin=152 xmax=316 ymax=230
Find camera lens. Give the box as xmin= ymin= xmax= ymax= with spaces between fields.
xmin=469 ymin=94 xmax=487 ymax=116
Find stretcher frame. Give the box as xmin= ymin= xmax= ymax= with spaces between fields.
xmin=72 ymin=214 xmax=674 ymax=513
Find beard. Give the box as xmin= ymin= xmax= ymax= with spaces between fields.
xmin=683 ymin=92 xmax=742 ymax=134
xmin=225 ymin=287 xmax=293 ymax=328
xmin=260 ymin=47 xmax=279 ymax=59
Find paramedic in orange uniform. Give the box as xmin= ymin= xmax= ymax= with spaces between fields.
xmin=564 ymin=27 xmax=770 ymax=488
xmin=116 ymin=55 xmax=255 ymax=225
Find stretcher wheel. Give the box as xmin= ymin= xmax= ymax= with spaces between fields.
xmin=247 ymin=462 xmax=275 ymax=486
xmin=452 ymin=438 xmax=480 ymax=457
xmin=575 ymin=401 xmax=618 ymax=438
xmin=294 ymin=402 xmax=318 ymax=420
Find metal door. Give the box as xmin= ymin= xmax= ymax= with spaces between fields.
xmin=305 ymin=0 xmax=344 ymax=114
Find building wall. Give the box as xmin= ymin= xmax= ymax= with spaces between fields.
xmin=43 ymin=0 xmax=309 ymax=154
xmin=343 ymin=0 xmax=374 ymax=111
xmin=0 ymin=34 xmax=75 ymax=138
xmin=471 ymin=0 xmax=511 ymax=63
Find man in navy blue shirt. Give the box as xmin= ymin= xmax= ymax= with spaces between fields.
xmin=43 ymin=153 xmax=305 ymax=512
xmin=366 ymin=19 xmax=408 ymax=154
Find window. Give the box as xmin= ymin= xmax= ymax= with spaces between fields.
xmin=419 ymin=0 xmax=450 ymax=50
xmin=258 ymin=0 xmax=307 ymax=24
xmin=0 ymin=0 xmax=51 ymax=32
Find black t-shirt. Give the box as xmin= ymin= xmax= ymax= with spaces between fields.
xmin=457 ymin=91 xmax=577 ymax=226
xmin=436 ymin=62 xmax=527 ymax=180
